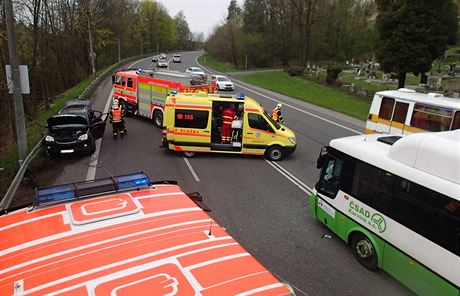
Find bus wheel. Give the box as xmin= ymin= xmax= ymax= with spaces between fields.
xmin=265 ymin=146 xmax=284 ymax=161
xmin=153 ymin=110 xmax=163 ymax=128
xmin=351 ymin=233 xmax=378 ymax=271
xmin=183 ymin=151 xmax=196 ymax=158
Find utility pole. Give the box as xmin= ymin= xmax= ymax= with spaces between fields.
xmin=88 ymin=17 xmax=96 ymax=80
xmin=5 ymin=0 xmax=28 ymax=165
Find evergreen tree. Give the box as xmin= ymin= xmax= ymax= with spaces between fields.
xmin=375 ymin=0 xmax=458 ymax=88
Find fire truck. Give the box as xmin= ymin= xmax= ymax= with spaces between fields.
xmin=0 ymin=172 xmax=293 ymax=295
xmin=112 ymin=69 xmax=216 ymax=128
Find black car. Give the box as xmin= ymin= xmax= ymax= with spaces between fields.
xmin=44 ymin=105 xmax=106 ymax=155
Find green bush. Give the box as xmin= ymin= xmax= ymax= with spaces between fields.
xmin=284 ymin=65 xmax=305 ymax=77
xmin=326 ymin=65 xmax=342 ymax=84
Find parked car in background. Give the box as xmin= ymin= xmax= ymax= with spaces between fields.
xmin=173 ymin=54 xmax=181 ymax=63
xmin=185 ymin=67 xmax=206 ymax=76
xmin=212 ymin=75 xmax=234 ymax=91
xmin=157 ymin=60 xmax=168 ymax=68
xmin=45 ymin=105 xmax=106 ymax=155
xmin=151 ymin=55 xmax=159 ymax=62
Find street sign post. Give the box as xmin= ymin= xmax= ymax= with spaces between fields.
xmin=5 ymin=65 xmax=30 ymax=94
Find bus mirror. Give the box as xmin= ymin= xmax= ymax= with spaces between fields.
xmin=316 ymin=146 xmax=328 ymax=169
xmin=112 ymin=75 xmax=115 ymax=84
xmin=317 ymin=154 xmax=327 ymax=169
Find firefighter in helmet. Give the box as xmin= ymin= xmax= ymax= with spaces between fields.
xmin=109 ymin=98 xmax=127 ymax=139
xmin=221 ymin=104 xmax=237 ymax=144
xmin=271 ymin=103 xmax=284 ymax=123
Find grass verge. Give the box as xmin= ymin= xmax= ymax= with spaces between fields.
xmin=239 ymin=71 xmax=371 ymax=121
xmin=198 ymin=54 xmax=241 ymax=73
xmin=0 ymin=72 xmax=102 ymax=196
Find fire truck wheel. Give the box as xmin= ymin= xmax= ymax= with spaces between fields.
xmin=153 ymin=110 xmax=163 ymax=128
xmin=265 ymin=145 xmax=284 ymax=161
xmin=120 ymin=100 xmax=129 ymax=117
xmin=183 ymin=151 xmax=196 ymax=158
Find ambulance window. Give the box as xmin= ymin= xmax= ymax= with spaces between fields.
xmin=175 ymin=109 xmax=209 ymax=129
xmin=248 ymin=113 xmax=273 ymax=132
xmin=127 ymin=78 xmax=133 ymax=88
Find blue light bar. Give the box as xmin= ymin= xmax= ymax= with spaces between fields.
xmin=116 ymin=173 xmax=151 ymax=190
xmin=171 ymin=89 xmax=177 ymax=95
xmin=36 ymin=184 xmax=75 ymax=204
xmin=236 ymin=93 xmax=245 ymax=100
xmin=34 ymin=172 xmax=151 ymax=207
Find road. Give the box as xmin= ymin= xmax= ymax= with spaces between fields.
xmin=38 ymin=51 xmax=412 ymax=295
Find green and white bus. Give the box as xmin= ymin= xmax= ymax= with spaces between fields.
xmin=310 ymin=130 xmax=459 ymax=295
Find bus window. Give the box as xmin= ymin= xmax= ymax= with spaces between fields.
xmin=378 ymin=97 xmax=394 ymax=120
xmin=452 ymin=111 xmax=460 ymax=130
xmin=350 ymin=161 xmax=395 ymax=212
xmin=410 ymin=103 xmax=453 ymax=132
xmin=392 ymin=179 xmax=459 ymax=256
xmin=392 ymin=102 xmax=409 ymax=123
xmin=316 ymin=157 xmax=343 ymax=198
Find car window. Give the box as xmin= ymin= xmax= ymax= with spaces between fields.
xmin=218 ymin=77 xmax=227 ymax=81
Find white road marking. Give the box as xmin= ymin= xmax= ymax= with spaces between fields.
xmin=235 ymin=83 xmax=362 ymax=135
xmin=85 ymin=59 xmax=145 ymax=181
xmin=196 ymin=54 xmax=357 ymax=197
xmin=183 ymin=157 xmax=200 ymax=182
xmin=265 ymin=160 xmax=313 ymax=195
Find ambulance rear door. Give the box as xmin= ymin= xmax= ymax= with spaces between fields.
xmin=172 ymin=108 xmax=212 ymax=150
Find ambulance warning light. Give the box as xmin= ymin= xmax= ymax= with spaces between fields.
xmin=236 ymin=93 xmax=245 ymax=100
xmin=35 ymin=172 xmax=151 ymax=208
xmin=116 ymin=173 xmax=150 ymax=190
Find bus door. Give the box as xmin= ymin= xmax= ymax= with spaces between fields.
xmin=389 ymin=101 xmax=409 ymax=134
xmin=376 ymin=97 xmax=394 ymax=134
xmin=243 ymin=113 xmax=275 ymax=153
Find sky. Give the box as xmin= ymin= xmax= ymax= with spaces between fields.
xmin=158 ymin=0 xmax=244 ymax=38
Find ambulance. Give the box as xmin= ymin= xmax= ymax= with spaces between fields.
xmin=161 ymin=92 xmax=297 ymax=161
xmin=0 ymin=172 xmax=293 ymax=295
xmin=112 ymin=69 xmax=215 ymax=127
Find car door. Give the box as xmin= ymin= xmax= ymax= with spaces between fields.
xmin=90 ymin=110 xmax=106 ymax=139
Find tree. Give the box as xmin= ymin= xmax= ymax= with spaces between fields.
xmin=174 ymin=10 xmax=191 ymax=50
xmin=375 ymin=0 xmax=459 ymax=88
xmin=226 ymin=0 xmax=242 ymax=68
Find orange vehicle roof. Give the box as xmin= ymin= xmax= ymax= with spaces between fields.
xmin=0 ymin=185 xmax=290 ymax=295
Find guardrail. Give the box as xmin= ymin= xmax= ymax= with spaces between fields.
xmin=0 ymin=138 xmax=43 ymax=210
xmin=0 ymin=53 xmax=152 ymax=211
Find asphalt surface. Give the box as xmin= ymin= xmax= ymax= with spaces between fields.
xmin=38 ymin=51 xmax=412 ymax=295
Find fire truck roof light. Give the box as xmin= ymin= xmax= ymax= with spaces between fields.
xmin=35 ymin=172 xmax=151 ymax=207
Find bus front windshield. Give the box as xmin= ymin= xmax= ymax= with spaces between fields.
xmin=264 ymin=110 xmax=281 ymax=130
